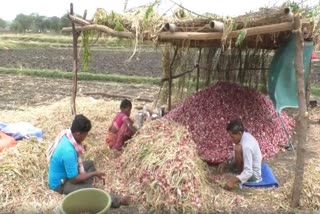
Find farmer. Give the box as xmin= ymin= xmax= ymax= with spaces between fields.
xmin=105 ymin=99 xmax=137 ymax=150
xmin=47 ymin=114 xmax=129 ymax=208
xmin=218 ymin=119 xmax=262 ymax=191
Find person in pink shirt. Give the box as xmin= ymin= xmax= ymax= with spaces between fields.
xmin=105 ymin=99 xmax=137 ymax=150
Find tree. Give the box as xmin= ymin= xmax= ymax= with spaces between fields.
xmin=32 ymin=14 xmax=47 ymax=32
xmin=0 ymin=18 xmax=6 ymax=29
xmin=10 ymin=14 xmax=33 ymax=32
xmin=48 ymin=16 xmax=61 ymax=32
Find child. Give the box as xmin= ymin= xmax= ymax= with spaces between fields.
xmin=105 ymin=99 xmax=137 ymax=150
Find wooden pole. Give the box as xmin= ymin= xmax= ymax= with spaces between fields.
xmin=68 ymin=14 xmax=91 ymax=26
xmin=168 ymin=47 xmax=178 ymax=111
xmin=209 ymin=20 xmax=224 ymax=32
xmin=305 ymin=59 xmax=312 ymax=108
xmin=159 ymin=19 xmax=310 ymax=41
xmin=164 ymin=23 xmax=177 ymax=33
xmin=290 ymin=15 xmax=309 ymax=208
xmin=62 ymin=24 xmax=134 ymax=39
xmin=196 ymin=48 xmax=202 ymax=92
xmin=70 ymin=3 xmax=80 ymax=116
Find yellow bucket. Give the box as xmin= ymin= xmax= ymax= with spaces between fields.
xmin=59 ymin=188 xmax=112 ymax=214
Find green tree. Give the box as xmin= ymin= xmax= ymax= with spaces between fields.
xmin=10 ymin=14 xmax=33 ymax=32
xmin=48 ymin=16 xmax=61 ymax=32
xmin=0 ymin=18 xmax=6 ymax=29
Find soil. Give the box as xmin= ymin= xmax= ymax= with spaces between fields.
xmin=0 ymin=74 xmax=159 ymax=110
xmin=0 ymin=48 xmax=162 ymax=77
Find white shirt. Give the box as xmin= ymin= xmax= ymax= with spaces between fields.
xmin=236 ymin=132 xmax=262 ymax=183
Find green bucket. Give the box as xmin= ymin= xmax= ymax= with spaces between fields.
xmin=59 ymin=188 xmax=112 ymax=214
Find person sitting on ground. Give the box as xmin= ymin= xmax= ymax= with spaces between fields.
xmin=48 ymin=114 xmax=129 ymax=208
xmin=105 ymin=99 xmax=137 ymax=150
xmin=218 ymin=119 xmax=262 ymax=191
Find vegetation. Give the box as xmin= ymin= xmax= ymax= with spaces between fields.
xmin=0 ymin=33 xmax=155 ymax=49
xmin=311 ymin=87 xmax=320 ymax=97
xmin=6 ymin=13 xmax=70 ymax=33
xmin=0 ymin=17 xmax=6 ymax=29
xmin=0 ymin=67 xmax=160 ymax=85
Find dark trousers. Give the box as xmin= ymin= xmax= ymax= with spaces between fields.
xmin=55 ymin=160 xmax=121 ymax=208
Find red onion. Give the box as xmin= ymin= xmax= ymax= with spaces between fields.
xmin=165 ymin=82 xmax=295 ymax=164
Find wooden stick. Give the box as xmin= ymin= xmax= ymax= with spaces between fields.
xmin=62 ymin=24 xmax=135 ymax=39
xmin=168 ymin=47 xmax=178 ymax=111
xmin=70 ymin=3 xmax=80 ymax=116
xmin=290 ymin=15 xmax=308 ymax=208
xmin=209 ymin=20 xmax=224 ymax=32
xmin=161 ymin=66 xmax=197 ymax=82
xmin=68 ymin=14 xmax=91 ymax=26
xmin=196 ymin=48 xmax=202 ymax=92
xmin=159 ymin=19 xmax=310 ymax=41
xmin=83 ymin=10 xmax=87 ymax=20
xmin=164 ymin=23 xmax=177 ymax=33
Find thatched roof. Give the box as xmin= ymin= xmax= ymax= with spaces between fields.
xmin=62 ymin=4 xmax=319 ymax=50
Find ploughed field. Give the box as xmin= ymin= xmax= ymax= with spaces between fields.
xmin=0 ymin=48 xmax=162 ymax=77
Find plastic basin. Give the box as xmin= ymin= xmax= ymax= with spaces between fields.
xmin=59 ymin=188 xmax=112 ymax=214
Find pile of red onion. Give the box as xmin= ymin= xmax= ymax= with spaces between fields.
xmin=165 ymin=82 xmax=295 ymax=164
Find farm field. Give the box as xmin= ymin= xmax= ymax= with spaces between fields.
xmin=0 ymin=48 xmax=162 ymax=77
xmin=1 ymin=33 xmax=320 ymax=213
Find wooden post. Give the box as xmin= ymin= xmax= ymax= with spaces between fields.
xmin=290 ymin=15 xmax=309 ymax=208
xmin=168 ymin=47 xmax=178 ymax=111
xmin=196 ymin=48 xmax=202 ymax=92
xmin=70 ymin=3 xmax=80 ymax=116
xmin=305 ymin=59 xmax=312 ymax=108
xmin=205 ymin=49 xmax=215 ymax=87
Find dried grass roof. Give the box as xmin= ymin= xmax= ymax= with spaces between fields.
xmin=63 ymin=3 xmax=320 ymax=50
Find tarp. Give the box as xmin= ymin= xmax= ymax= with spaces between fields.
xmin=0 ymin=131 xmax=17 ymax=152
xmin=242 ymin=163 xmax=279 ymax=188
xmin=268 ymin=33 xmax=313 ymax=112
xmin=0 ymin=122 xmax=43 ymax=140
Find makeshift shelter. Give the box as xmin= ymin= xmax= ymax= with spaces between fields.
xmin=61 ymin=3 xmax=319 ymax=113
xmin=62 ymin=2 xmax=319 ymax=208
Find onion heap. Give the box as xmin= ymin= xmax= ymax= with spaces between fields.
xmin=119 ymin=119 xmax=211 ymax=213
xmin=165 ymin=82 xmax=295 ymax=164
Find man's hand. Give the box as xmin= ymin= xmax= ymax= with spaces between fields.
xmin=94 ymin=171 xmax=106 ymax=179
xmin=224 ymin=176 xmax=239 ymax=191
xmin=218 ymin=162 xmax=227 ymax=174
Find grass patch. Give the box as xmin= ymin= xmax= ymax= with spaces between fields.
xmin=0 ymin=67 xmax=160 ymax=85
xmin=0 ymin=40 xmax=72 ymax=49
xmin=0 ymin=33 xmax=155 ymax=50
xmin=311 ymin=87 xmax=320 ymax=97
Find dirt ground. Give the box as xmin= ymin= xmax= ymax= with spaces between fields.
xmin=0 ymin=48 xmax=162 ymax=77
xmin=0 ymin=74 xmax=159 ymax=110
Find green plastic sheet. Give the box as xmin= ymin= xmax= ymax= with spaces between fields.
xmin=268 ymin=33 xmax=313 ymax=112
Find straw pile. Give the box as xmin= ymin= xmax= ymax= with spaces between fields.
xmin=0 ymin=138 xmax=62 ymax=213
xmin=0 ymin=97 xmax=122 ymax=213
xmin=115 ymin=119 xmax=213 ymax=213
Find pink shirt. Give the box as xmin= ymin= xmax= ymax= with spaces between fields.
xmin=113 ymin=112 xmax=128 ymax=130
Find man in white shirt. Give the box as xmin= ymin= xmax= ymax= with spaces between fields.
xmin=219 ymin=119 xmax=262 ymax=190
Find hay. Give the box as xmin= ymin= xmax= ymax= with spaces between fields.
xmin=0 ymin=97 xmax=131 ymax=213
xmin=0 ymin=138 xmax=62 ymax=213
